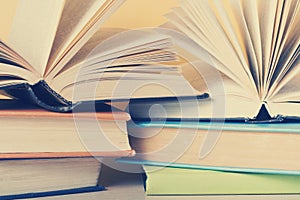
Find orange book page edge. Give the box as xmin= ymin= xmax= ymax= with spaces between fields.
xmin=0 ymin=109 xmax=131 ymax=121
xmin=0 ymin=150 xmax=136 ymax=159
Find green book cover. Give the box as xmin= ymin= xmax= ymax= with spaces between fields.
xmin=145 ymin=166 xmax=300 ymax=195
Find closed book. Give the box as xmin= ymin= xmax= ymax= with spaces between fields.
xmin=0 ymin=99 xmax=133 ymax=154
xmin=0 ymin=153 xmax=107 ymax=198
xmin=0 ymin=99 xmax=135 ymax=197
xmin=126 ymin=120 xmax=300 ymax=173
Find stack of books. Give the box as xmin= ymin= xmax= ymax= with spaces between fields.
xmin=122 ymin=119 xmax=300 ymax=197
xmin=0 ymin=0 xmax=192 ymax=198
xmin=0 ymin=0 xmax=299 ymax=198
xmin=118 ymin=0 xmax=300 ymax=199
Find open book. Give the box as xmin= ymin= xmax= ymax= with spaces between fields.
xmin=0 ymin=0 xmax=179 ymax=112
xmin=160 ymin=0 xmax=300 ymax=121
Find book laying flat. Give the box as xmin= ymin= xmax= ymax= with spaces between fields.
xmin=0 ymin=98 xmax=134 ymax=197
xmin=125 ymin=120 xmax=300 ymax=173
xmin=0 ymin=0 xmax=185 ymax=112
xmin=128 ymin=94 xmax=299 ymax=123
xmin=143 ymin=166 xmax=300 ymax=195
xmin=0 ymin=99 xmax=134 ymax=155
xmin=155 ymin=0 xmax=300 ymax=121
xmin=0 ymin=155 xmax=105 ymax=198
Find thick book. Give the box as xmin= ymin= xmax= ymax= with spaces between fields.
xmin=0 ymin=99 xmax=135 ymax=197
xmin=143 ymin=166 xmax=300 ymax=195
xmin=0 ymin=0 xmax=183 ymax=112
xmin=124 ymin=120 xmax=300 ymax=173
xmin=0 ymin=154 xmax=105 ymax=198
xmin=153 ymin=0 xmax=300 ymax=121
xmin=0 ymin=99 xmax=134 ymax=155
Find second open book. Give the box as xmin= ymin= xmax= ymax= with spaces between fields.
xmin=158 ymin=0 xmax=299 ymax=120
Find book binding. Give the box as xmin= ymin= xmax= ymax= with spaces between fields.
xmin=1 ymin=81 xmax=299 ymax=123
xmin=0 ymin=80 xmax=76 ymax=112
xmin=128 ymin=95 xmax=300 ymax=123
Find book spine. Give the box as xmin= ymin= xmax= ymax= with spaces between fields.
xmin=0 ymin=81 xmax=75 ymax=112
xmin=246 ymin=104 xmax=285 ymax=123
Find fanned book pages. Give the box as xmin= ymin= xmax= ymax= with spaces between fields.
xmin=160 ymin=0 xmax=300 ymax=121
xmin=0 ymin=0 xmax=182 ymax=112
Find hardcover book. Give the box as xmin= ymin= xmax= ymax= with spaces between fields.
xmin=0 ymin=155 xmax=104 ymax=198
xmin=125 ymin=120 xmax=300 ymax=173
xmin=0 ymin=99 xmax=135 ymax=197
xmin=0 ymin=99 xmax=134 ymax=155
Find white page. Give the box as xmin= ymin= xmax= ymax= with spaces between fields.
xmin=46 ymin=0 xmax=106 ymax=75
xmin=7 ymin=0 xmax=64 ymax=77
xmin=45 ymin=0 xmax=126 ymax=81
xmin=0 ymin=0 xmax=18 ymax=41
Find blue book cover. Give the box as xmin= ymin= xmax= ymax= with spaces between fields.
xmin=0 ymin=186 xmax=105 ymax=200
xmin=136 ymin=120 xmax=300 ymax=133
